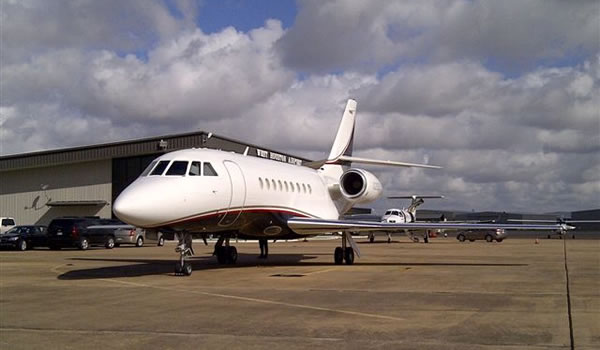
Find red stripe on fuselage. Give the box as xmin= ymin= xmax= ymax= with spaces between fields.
xmin=149 ymin=207 xmax=314 ymax=228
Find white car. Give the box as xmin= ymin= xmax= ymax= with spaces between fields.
xmin=1 ymin=217 xmax=16 ymax=234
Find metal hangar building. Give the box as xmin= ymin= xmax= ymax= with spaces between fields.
xmin=0 ymin=132 xmax=306 ymax=226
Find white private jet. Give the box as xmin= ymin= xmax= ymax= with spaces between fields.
xmin=368 ymin=195 xmax=445 ymax=243
xmin=113 ymin=99 xmax=571 ymax=276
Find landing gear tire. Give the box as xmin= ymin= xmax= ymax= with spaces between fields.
xmin=183 ymin=263 xmax=192 ymax=276
xmin=157 ymin=236 xmax=165 ymax=246
xmin=387 ymin=237 xmax=392 ymax=244
xmin=344 ymin=248 xmax=354 ymax=265
xmin=485 ymin=235 xmax=493 ymax=243
xmin=334 ymin=247 xmax=343 ymax=265
xmin=175 ymin=261 xmax=183 ymax=274
xmin=458 ymin=234 xmax=466 ymax=242
xmin=226 ymin=246 xmax=238 ymax=264
xmin=369 ymin=235 xmax=374 ymax=243
xmin=216 ymin=246 xmax=227 ymax=264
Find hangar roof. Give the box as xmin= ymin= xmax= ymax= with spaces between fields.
xmin=0 ymin=131 xmax=308 ymax=171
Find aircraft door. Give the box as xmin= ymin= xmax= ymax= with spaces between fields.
xmin=218 ymin=160 xmax=247 ymax=226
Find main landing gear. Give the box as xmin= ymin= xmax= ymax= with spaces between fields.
xmin=175 ymin=232 xmax=194 ymax=276
xmin=334 ymin=232 xmax=357 ymax=265
xmin=213 ymin=235 xmax=238 ymax=265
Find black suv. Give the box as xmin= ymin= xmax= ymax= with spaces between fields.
xmin=47 ymin=217 xmax=121 ymax=250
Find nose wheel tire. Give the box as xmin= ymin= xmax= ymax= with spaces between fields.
xmin=457 ymin=234 xmax=466 ymax=242
xmin=175 ymin=262 xmax=192 ymax=276
xmin=157 ymin=236 xmax=165 ymax=246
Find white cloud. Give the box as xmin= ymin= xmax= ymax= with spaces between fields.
xmin=276 ymin=0 xmax=599 ymax=73
xmin=1 ymin=1 xmax=598 ymax=213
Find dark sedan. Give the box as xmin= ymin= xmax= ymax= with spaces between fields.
xmin=0 ymin=225 xmax=48 ymax=251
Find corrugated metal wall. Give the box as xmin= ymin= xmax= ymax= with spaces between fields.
xmin=0 ymin=160 xmax=112 ymax=225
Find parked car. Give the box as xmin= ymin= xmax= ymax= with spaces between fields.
xmin=1 ymin=217 xmax=16 ymax=234
xmin=47 ymin=217 xmax=122 ymax=250
xmin=457 ymin=229 xmax=506 ymax=242
xmin=0 ymin=225 xmax=48 ymax=250
xmin=113 ymin=226 xmax=145 ymax=247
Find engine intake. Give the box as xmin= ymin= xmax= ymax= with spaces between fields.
xmin=339 ymin=169 xmax=383 ymax=203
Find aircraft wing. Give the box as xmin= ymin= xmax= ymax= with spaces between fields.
xmin=287 ymin=217 xmax=572 ymax=235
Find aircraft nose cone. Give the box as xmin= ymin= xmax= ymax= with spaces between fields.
xmin=112 ymin=193 xmax=137 ymax=225
xmin=113 ymin=187 xmax=158 ymax=227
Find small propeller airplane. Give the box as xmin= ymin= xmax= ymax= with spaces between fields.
xmin=113 ymin=99 xmax=573 ymax=276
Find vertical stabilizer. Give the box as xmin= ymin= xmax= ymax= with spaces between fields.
xmin=327 ymin=99 xmax=357 ymax=162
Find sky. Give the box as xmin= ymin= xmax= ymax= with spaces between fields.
xmin=1 ymin=0 xmax=599 ymax=214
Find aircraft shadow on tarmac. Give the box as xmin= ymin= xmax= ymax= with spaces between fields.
xmin=56 ymin=253 xmax=527 ymax=280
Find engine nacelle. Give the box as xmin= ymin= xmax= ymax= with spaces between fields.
xmin=339 ymin=168 xmax=383 ymax=204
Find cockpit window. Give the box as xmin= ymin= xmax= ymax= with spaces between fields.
xmin=166 ymin=161 xmax=189 ymax=176
xmin=189 ymin=161 xmax=201 ymax=176
xmin=150 ymin=161 xmax=170 ymax=176
xmin=140 ymin=160 xmax=158 ymax=177
xmin=385 ymin=211 xmax=392 ymax=215
xmin=203 ymin=163 xmax=218 ymax=176
xmin=391 ymin=211 xmax=399 ymax=216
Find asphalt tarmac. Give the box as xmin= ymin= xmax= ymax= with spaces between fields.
xmin=0 ymin=236 xmax=598 ymax=349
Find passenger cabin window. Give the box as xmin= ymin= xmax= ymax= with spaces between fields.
xmin=203 ymin=163 xmax=218 ymax=176
xmin=140 ymin=160 xmax=158 ymax=177
xmin=189 ymin=161 xmax=201 ymax=176
xmin=150 ymin=161 xmax=170 ymax=176
xmin=166 ymin=161 xmax=189 ymax=176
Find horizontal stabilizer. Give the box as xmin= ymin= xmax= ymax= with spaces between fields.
xmin=330 ymin=156 xmax=442 ymax=169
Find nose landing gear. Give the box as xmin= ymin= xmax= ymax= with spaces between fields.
xmin=175 ymin=232 xmax=194 ymax=276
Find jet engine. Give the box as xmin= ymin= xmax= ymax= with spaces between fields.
xmin=339 ymin=168 xmax=383 ymax=203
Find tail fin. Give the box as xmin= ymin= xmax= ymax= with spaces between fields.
xmin=327 ymin=99 xmax=357 ymax=163
xmin=303 ymin=99 xmax=441 ymax=170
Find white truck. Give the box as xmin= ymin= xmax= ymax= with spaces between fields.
xmin=1 ymin=217 xmax=16 ymax=234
